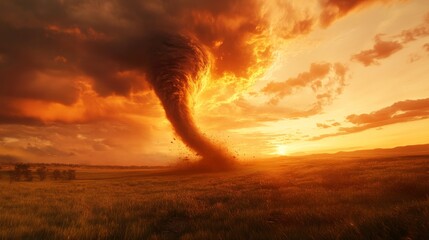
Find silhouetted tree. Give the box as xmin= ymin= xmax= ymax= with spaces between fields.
xmin=12 ymin=165 xmax=22 ymax=181
xmin=52 ymin=169 xmax=61 ymax=180
xmin=10 ymin=164 xmax=32 ymax=182
xmin=9 ymin=170 xmax=18 ymax=183
xmin=23 ymin=168 xmax=32 ymax=182
xmin=66 ymin=169 xmax=76 ymax=180
xmin=62 ymin=170 xmax=67 ymax=179
xmin=60 ymin=170 xmax=76 ymax=180
xmin=36 ymin=166 xmax=48 ymax=181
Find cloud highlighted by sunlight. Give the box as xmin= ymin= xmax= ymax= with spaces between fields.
xmin=311 ymin=98 xmax=429 ymax=141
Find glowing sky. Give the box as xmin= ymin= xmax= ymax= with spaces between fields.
xmin=1 ymin=0 xmax=429 ymax=165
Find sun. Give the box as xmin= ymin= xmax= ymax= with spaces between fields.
xmin=276 ymin=145 xmax=288 ymax=156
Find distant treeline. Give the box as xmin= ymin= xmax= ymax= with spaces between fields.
xmin=7 ymin=164 xmax=76 ymax=182
xmin=6 ymin=162 xmax=166 ymax=169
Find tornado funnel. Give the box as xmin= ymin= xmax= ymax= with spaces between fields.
xmin=144 ymin=34 xmax=235 ymax=169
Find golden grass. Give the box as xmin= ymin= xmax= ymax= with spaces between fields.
xmin=0 ymin=155 xmax=428 ymax=239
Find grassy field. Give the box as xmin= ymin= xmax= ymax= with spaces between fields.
xmin=0 ymin=154 xmax=429 ymax=239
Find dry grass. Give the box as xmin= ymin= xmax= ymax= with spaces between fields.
xmin=0 ymin=155 xmax=428 ymax=239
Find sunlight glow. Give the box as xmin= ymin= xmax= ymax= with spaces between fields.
xmin=276 ymin=145 xmax=288 ymax=156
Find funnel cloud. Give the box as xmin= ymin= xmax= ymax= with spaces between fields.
xmin=143 ymin=33 xmax=234 ymax=168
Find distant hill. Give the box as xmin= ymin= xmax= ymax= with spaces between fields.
xmin=292 ymin=144 xmax=429 ymax=160
xmin=0 ymin=154 xmax=21 ymax=164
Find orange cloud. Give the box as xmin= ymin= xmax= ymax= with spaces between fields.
xmin=0 ymin=0 xmax=278 ymax=126
xmin=346 ymin=98 xmax=429 ymax=125
xmin=317 ymin=123 xmax=332 ymax=129
xmin=352 ymin=12 xmax=429 ymax=66
xmin=196 ymin=94 xmax=334 ymax=132
xmin=0 ymin=0 xmax=421 ymax=163
xmin=0 ymin=0 xmax=403 ymax=116
xmin=262 ymin=63 xmax=347 ymax=105
xmin=196 ymin=63 xmax=349 ymax=131
xmin=397 ymin=12 xmax=429 ymax=43
xmin=0 ymin=79 xmax=163 ymax=125
xmin=351 ymin=35 xmax=403 ymax=66
xmin=319 ymin=0 xmax=397 ymax=27
xmin=332 ymin=122 xmax=341 ymax=127
xmin=0 ymin=119 xmax=164 ymax=165
xmin=311 ymin=98 xmax=429 ymax=140
xmin=0 ymin=0 xmax=407 ymax=127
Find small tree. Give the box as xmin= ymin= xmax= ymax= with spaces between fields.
xmin=13 ymin=164 xmax=22 ymax=181
xmin=62 ymin=170 xmax=68 ymax=179
xmin=10 ymin=164 xmax=32 ymax=182
xmin=51 ymin=169 xmax=77 ymax=181
xmin=36 ymin=166 xmax=48 ymax=181
xmin=9 ymin=170 xmax=19 ymax=183
xmin=66 ymin=169 xmax=76 ymax=180
xmin=52 ymin=169 xmax=61 ymax=180
xmin=23 ymin=167 xmax=32 ymax=181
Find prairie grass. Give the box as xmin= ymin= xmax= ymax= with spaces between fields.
xmin=0 ymin=155 xmax=428 ymax=239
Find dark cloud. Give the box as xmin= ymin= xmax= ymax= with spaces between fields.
xmin=311 ymin=98 xmax=429 ymax=140
xmin=0 ymin=0 xmax=411 ymax=164
xmin=351 ymin=35 xmax=403 ymax=66
xmin=0 ymin=0 xmax=338 ymax=166
xmin=0 ymin=23 xmax=80 ymax=105
xmin=0 ymin=0 xmax=276 ymax=128
xmin=0 ymin=0 xmax=401 ymax=101
xmin=0 ymin=0 xmax=405 ymax=126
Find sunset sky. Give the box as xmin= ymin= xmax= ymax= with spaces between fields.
xmin=1 ymin=0 xmax=429 ymax=165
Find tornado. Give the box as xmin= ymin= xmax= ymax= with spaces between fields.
xmin=143 ymin=34 xmax=235 ymax=170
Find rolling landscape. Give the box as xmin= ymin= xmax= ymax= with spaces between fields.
xmin=1 ymin=145 xmax=429 ymax=239
xmin=1 ymin=0 xmax=429 ymax=239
